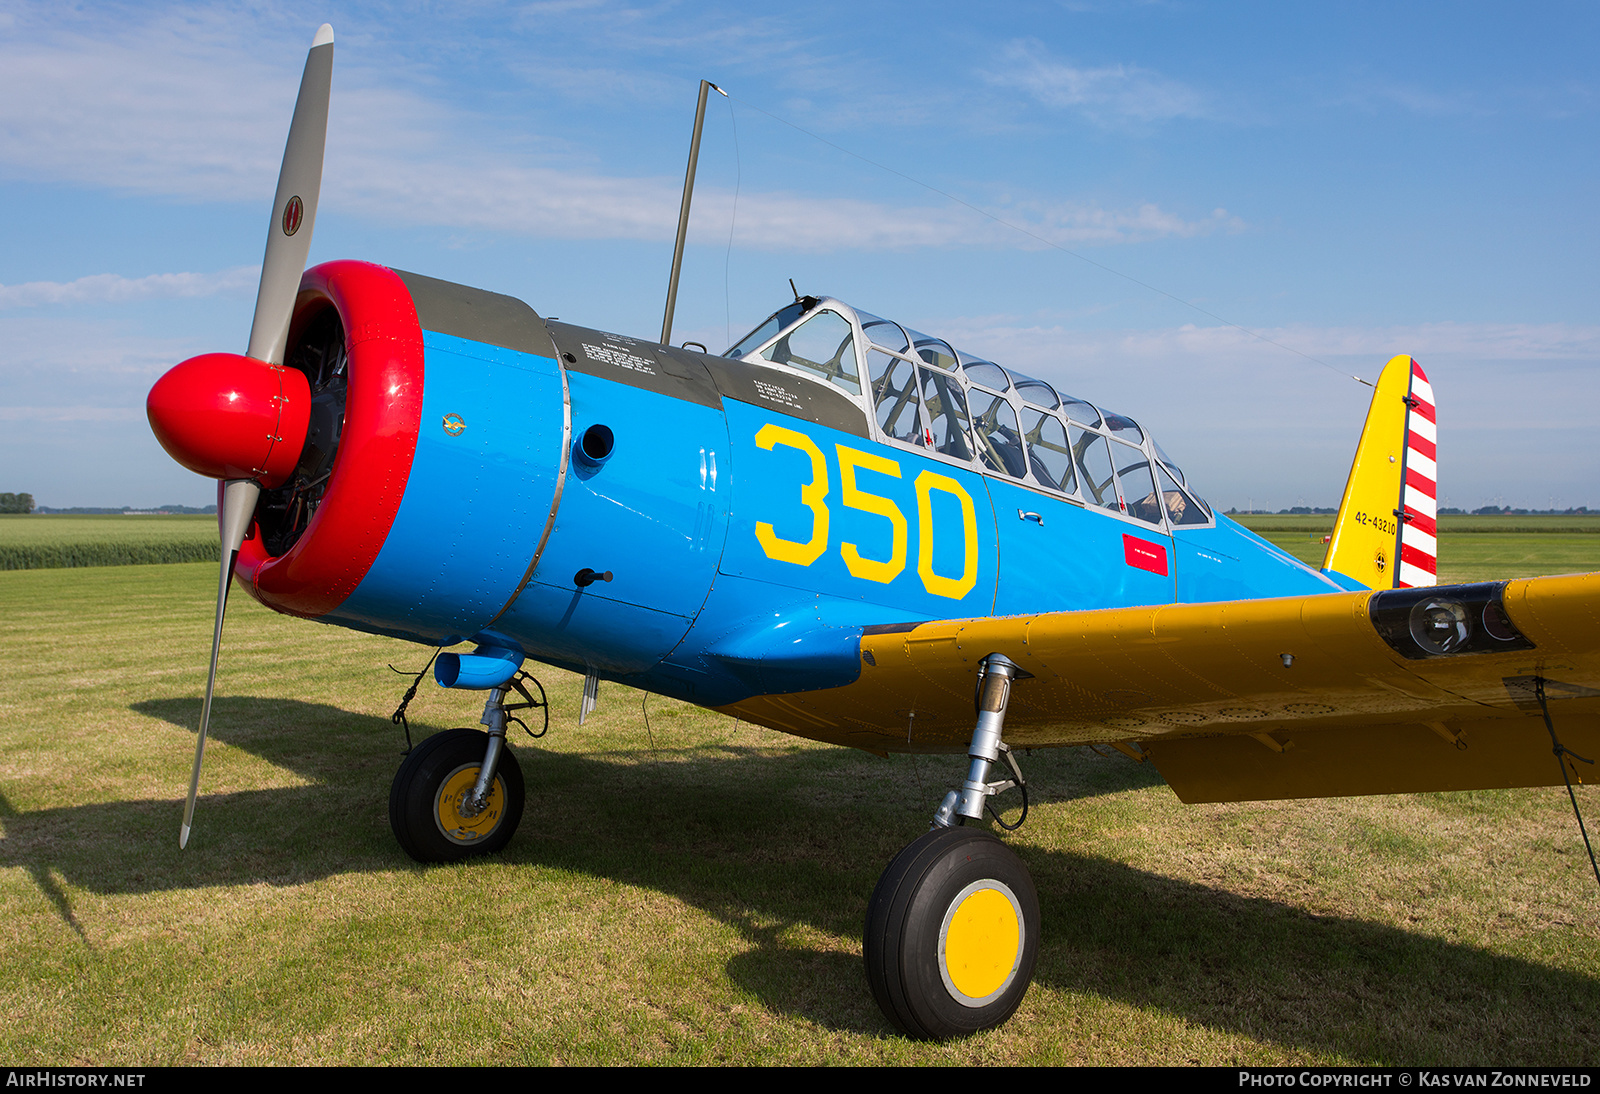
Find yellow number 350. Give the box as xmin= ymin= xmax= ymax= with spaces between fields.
xmin=752 ymin=423 xmax=978 ymax=600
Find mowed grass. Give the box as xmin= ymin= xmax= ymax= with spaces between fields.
xmin=0 ymin=514 xmax=220 ymax=569
xmin=2 ymin=553 xmax=1599 ymax=1064
xmin=1235 ymin=514 xmax=1600 ymax=583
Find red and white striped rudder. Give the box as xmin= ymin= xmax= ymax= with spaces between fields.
xmin=1396 ymin=360 xmax=1437 ymax=588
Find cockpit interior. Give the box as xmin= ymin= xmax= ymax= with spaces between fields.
xmin=726 ymin=296 xmax=1214 ymax=532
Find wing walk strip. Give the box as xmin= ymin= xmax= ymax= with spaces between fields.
xmin=720 ymin=572 xmax=1600 ymax=803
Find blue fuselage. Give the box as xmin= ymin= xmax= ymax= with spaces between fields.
xmin=306 ymin=289 xmax=1343 ymax=711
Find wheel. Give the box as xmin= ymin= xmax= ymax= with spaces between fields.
xmin=864 ymin=826 xmax=1040 ymax=1039
xmin=389 ymin=729 xmax=525 ymax=863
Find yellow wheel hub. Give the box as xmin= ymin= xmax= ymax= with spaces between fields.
xmin=433 ymin=765 xmax=504 ymax=845
xmin=939 ymin=882 xmax=1023 ymax=1005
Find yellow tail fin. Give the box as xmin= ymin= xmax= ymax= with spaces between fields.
xmin=1323 ymin=355 xmax=1438 ymax=590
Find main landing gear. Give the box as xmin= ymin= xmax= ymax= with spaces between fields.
xmin=390 ymin=681 xmax=535 ymax=863
xmin=387 ymin=655 xmax=1039 ymax=1038
xmin=864 ymin=653 xmax=1040 ymax=1040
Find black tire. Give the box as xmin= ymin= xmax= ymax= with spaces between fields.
xmin=389 ymin=729 xmax=525 ymax=863
xmin=864 ymin=826 xmax=1040 ymax=1039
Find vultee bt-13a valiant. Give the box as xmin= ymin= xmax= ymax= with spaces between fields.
xmin=145 ymin=26 xmax=1600 ymax=1039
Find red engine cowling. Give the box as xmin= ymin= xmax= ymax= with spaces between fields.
xmin=234 ymin=261 xmax=427 ymax=618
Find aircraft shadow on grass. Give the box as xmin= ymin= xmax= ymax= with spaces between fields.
xmin=1 ymin=695 xmax=1595 ymax=1058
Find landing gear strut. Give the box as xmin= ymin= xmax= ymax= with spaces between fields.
xmin=864 ymin=653 xmax=1040 ymax=1039
xmin=389 ymin=683 xmax=529 ymax=862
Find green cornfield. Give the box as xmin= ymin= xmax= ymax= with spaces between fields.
xmin=0 ymin=515 xmax=220 ymax=570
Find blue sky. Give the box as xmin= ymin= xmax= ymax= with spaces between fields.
xmin=2 ymin=0 xmax=1596 ymax=510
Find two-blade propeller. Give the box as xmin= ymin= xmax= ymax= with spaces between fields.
xmin=153 ymin=25 xmax=334 ymax=849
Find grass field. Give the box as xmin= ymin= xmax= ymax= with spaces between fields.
xmin=2 ymin=541 xmax=1598 ymax=1064
xmin=1234 ymin=514 xmax=1600 ymax=582
xmin=0 ymin=514 xmax=219 ymax=569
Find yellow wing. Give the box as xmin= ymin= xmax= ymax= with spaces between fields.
xmin=720 ymin=573 xmax=1600 ymax=804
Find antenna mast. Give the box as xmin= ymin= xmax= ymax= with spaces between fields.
xmin=661 ymin=79 xmax=725 ymax=346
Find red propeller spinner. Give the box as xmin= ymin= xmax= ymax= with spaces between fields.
xmin=146 ymin=352 xmax=311 ymax=486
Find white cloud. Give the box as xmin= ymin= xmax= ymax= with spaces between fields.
xmin=1332 ymin=69 xmax=1599 ymax=121
xmin=0 ymin=9 xmax=1217 ymax=253
xmin=326 ymin=149 xmax=1234 ymax=252
xmin=0 ymin=314 xmax=207 ymax=381
xmin=0 ymin=10 xmax=300 ymax=199
xmin=934 ymin=318 xmax=1600 ymax=373
xmin=0 ymin=306 xmax=225 ymax=506
xmin=921 ymin=317 xmax=1600 ymax=509
xmin=1349 ymin=81 xmax=1482 ymax=118
xmin=0 ymin=267 xmax=259 ymax=309
xmin=985 ymin=40 xmax=1211 ymax=125
xmin=0 ymin=406 xmax=141 ymax=422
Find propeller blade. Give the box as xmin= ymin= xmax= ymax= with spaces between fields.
xmin=179 ymin=479 xmax=261 ymax=849
xmin=246 ymin=24 xmax=335 ymax=367
xmin=179 ymin=25 xmax=332 ymax=848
